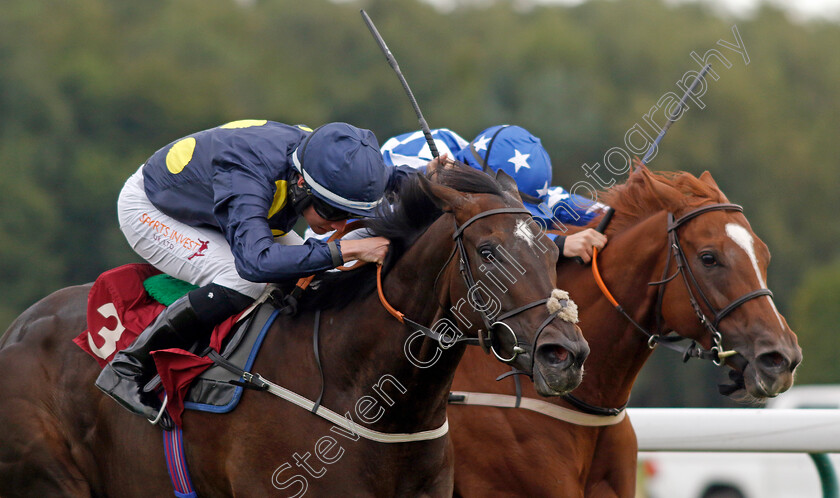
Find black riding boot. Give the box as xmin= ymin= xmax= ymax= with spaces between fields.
xmin=95 ymin=295 xmax=201 ymax=422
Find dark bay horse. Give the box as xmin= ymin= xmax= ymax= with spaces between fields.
xmin=448 ymin=166 xmax=802 ymax=497
xmin=0 ymin=167 xmax=589 ymax=497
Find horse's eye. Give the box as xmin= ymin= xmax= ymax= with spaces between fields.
xmin=479 ymin=247 xmax=494 ymax=261
xmin=700 ymin=252 xmax=718 ymax=267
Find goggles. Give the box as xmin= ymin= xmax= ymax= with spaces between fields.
xmin=312 ymin=197 xmax=352 ymax=221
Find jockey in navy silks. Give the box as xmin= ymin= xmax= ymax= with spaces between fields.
xmin=380 ymin=125 xmax=608 ymax=262
xmin=98 ymin=120 xmax=405 ymax=423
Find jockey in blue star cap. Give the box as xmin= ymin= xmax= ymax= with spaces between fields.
xmin=379 ymin=125 xmax=608 ymax=263
xmin=381 ymin=128 xmax=469 ymax=169
xmin=98 ymin=120 xmax=396 ymax=425
xmin=457 ymin=124 xmax=554 ymax=219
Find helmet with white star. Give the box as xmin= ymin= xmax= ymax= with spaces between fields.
xmin=455 ymin=125 xmax=552 ymax=216
xmin=381 ymin=128 xmax=469 ymax=170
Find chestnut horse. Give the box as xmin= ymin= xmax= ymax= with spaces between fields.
xmin=0 ymin=167 xmax=589 ymax=497
xmin=448 ymin=166 xmax=802 ymax=497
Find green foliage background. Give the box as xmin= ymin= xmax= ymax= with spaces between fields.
xmin=1 ymin=0 xmax=837 ymax=406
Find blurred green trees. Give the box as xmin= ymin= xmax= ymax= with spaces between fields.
xmin=790 ymin=259 xmax=840 ymax=385
xmin=1 ymin=0 xmax=837 ymax=402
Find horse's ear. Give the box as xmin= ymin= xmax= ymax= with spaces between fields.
xmin=699 ymin=171 xmax=719 ymax=189
xmin=495 ymin=170 xmax=523 ymax=204
xmin=417 ymin=173 xmax=466 ymax=212
xmin=698 ymin=171 xmax=730 ymax=202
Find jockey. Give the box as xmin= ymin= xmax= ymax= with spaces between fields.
xmin=98 ymin=120 xmax=396 ymax=423
xmin=381 ymin=125 xmax=608 ymax=262
xmin=381 ymin=128 xmax=469 ymax=169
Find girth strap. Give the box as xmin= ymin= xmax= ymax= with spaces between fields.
xmin=312 ymin=310 xmax=325 ymax=413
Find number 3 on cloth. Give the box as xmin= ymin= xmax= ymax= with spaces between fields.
xmin=87 ymin=302 xmax=126 ymax=360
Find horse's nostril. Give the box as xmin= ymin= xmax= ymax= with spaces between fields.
xmin=537 ymin=344 xmax=570 ymax=366
xmin=757 ymin=351 xmax=789 ymax=373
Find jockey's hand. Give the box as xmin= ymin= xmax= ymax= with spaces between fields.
xmin=425 ymin=153 xmax=453 ymax=179
xmin=339 ymin=237 xmax=391 ymax=265
xmin=563 ymin=229 xmax=607 ymax=263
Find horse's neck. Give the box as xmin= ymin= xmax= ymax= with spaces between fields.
xmin=365 ymin=220 xmax=467 ymax=427
xmin=263 ymin=218 xmax=464 ymax=432
xmin=561 ymin=211 xmax=671 ymax=408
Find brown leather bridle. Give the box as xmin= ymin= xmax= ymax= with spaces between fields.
xmin=593 ymin=203 xmax=774 ymax=366
xmin=378 ymin=207 xmax=567 ymax=371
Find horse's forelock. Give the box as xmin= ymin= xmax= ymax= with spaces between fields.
xmin=364 ymin=165 xmax=507 ymax=259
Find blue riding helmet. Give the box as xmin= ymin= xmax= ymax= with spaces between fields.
xmin=381 ymin=128 xmax=469 ymax=170
xmin=455 ymin=125 xmax=552 ymax=217
xmin=291 ymin=123 xmax=390 ymax=218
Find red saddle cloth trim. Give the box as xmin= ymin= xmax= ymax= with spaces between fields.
xmin=74 ymin=263 xmax=241 ymax=427
xmin=74 ymin=264 xmax=165 ymax=368
xmin=151 ymin=349 xmax=214 ymax=427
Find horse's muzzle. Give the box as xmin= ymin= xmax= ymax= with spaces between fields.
xmin=532 ymin=338 xmax=589 ymax=397
xmin=745 ymin=345 xmax=802 ymax=399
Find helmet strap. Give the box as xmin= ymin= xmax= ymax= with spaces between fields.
xmin=288 ymin=177 xmax=313 ymax=216
xmin=289 ymin=125 xmax=324 ymax=216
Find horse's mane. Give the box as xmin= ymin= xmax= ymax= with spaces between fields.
xmin=598 ymin=165 xmax=728 ymax=234
xmin=299 ymin=165 xmax=505 ymax=312
xmin=364 ymin=165 xmax=505 ymax=262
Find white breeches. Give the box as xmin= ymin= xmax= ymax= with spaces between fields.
xmin=117 ymin=166 xmax=302 ymax=299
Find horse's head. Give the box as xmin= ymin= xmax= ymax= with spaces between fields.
xmin=418 ymin=166 xmax=589 ymax=396
xmin=632 ymin=167 xmax=801 ymax=402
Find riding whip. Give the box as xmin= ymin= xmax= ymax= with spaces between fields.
xmin=361 ymin=10 xmax=439 ymax=158
xmin=595 ymin=66 xmax=710 ymax=259
xmin=639 ymin=63 xmax=712 ymax=168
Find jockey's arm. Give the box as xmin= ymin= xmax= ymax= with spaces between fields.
xmin=215 ymin=169 xmax=343 ymax=283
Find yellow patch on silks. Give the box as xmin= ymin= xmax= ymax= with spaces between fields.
xmin=547 ymin=289 xmax=579 ymax=323
xmin=165 ymin=137 xmax=196 ymax=174
xmin=219 ymin=119 xmax=268 ymax=129
xmin=267 ymin=180 xmax=288 ymax=218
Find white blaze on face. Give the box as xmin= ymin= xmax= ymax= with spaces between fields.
xmin=514 ymin=219 xmax=536 ymax=247
xmin=725 ymin=223 xmax=786 ymax=330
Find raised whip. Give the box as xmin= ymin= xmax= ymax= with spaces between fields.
xmin=638 ymin=64 xmax=712 ymax=168
xmin=361 ymin=9 xmax=439 ymax=158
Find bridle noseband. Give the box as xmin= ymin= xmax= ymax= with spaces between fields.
xmin=652 ymin=203 xmax=774 ymax=365
xmin=453 ymin=208 xmax=567 ymax=370
xmin=594 ymin=203 xmax=775 ymax=366
xmin=566 ymin=202 xmax=777 ymax=417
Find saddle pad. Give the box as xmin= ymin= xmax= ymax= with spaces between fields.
xmin=76 ymin=264 xmax=262 ymax=427
xmin=182 ymin=303 xmax=280 ymax=413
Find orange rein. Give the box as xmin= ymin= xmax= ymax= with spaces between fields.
xmin=591 ymin=247 xmax=620 ymax=308
xmin=289 ymin=220 xmax=367 ymax=295
xmin=289 ymin=220 xmax=405 ymax=323
xmin=377 ymin=265 xmax=404 ymax=323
